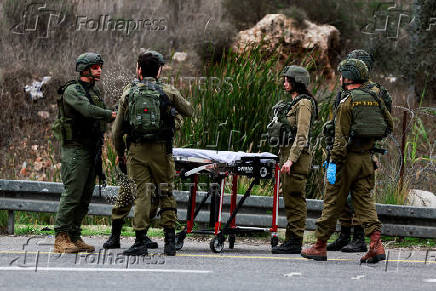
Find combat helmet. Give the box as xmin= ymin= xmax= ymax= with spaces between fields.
xmin=346 ymin=49 xmax=373 ymax=72
xmin=281 ymin=65 xmax=310 ymax=87
xmin=76 ymin=52 xmax=104 ymax=72
xmin=337 ymin=58 xmax=369 ymax=83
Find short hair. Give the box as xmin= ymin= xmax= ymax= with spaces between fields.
xmin=137 ymin=52 xmax=161 ymax=78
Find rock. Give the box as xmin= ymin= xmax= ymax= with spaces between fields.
xmin=232 ymin=14 xmax=340 ymax=79
xmin=406 ymin=189 xmax=436 ymax=208
xmin=172 ymin=52 xmax=188 ymax=62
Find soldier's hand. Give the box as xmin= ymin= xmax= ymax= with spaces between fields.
xmin=281 ymin=160 xmax=293 ymax=175
xmin=112 ymin=111 xmax=117 ymax=119
xmin=116 ymin=155 xmax=127 ymax=174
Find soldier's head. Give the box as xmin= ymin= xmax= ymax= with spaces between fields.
xmin=137 ymin=50 xmax=165 ymax=80
xmin=337 ymin=58 xmax=369 ymax=90
xmin=76 ymin=52 xmax=104 ymax=82
xmin=281 ymin=65 xmax=310 ymax=96
xmin=346 ymin=49 xmax=373 ymax=73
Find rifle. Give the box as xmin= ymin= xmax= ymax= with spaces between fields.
xmin=95 ymin=132 xmax=106 ymax=198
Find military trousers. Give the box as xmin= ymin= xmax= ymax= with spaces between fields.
xmin=54 ymin=145 xmax=96 ymax=240
xmin=280 ymin=149 xmax=311 ymax=240
xmin=315 ymin=152 xmax=382 ymax=240
xmin=112 ymin=142 xmax=177 ymax=231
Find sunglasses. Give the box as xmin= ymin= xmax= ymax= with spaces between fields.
xmin=90 ymin=64 xmax=102 ymax=70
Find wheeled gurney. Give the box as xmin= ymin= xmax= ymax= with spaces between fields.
xmin=172 ymin=148 xmax=280 ymax=253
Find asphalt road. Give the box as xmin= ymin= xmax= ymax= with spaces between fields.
xmin=0 ymin=236 xmax=435 ymax=291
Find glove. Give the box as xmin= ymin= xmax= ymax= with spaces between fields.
xmin=326 ymin=163 xmax=336 ymax=185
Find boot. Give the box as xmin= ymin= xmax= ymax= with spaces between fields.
xmin=103 ymin=219 xmax=123 ymax=249
xmin=341 ymin=225 xmax=368 ymax=253
xmin=144 ymin=236 xmax=158 ymax=249
xmin=54 ymin=232 xmax=79 ymax=254
xmin=73 ymin=237 xmax=95 ymax=252
xmin=164 ymin=228 xmax=176 ymax=256
xmin=122 ymin=230 xmax=148 ymax=256
xmin=271 ymin=233 xmax=303 ymax=254
xmin=360 ymin=231 xmax=385 ymax=264
xmin=301 ymin=239 xmax=327 ymax=261
xmin=326 ymin=226 xmax=351 ymax=251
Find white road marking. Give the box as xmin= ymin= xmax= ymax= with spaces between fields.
xmin=0 ymin=266 xmax=211 ymax=273
xmin=423 ymin=279 xmax=436 ymax=283
xmin=351 ymin=275 xmax=365 ymax=280
xmin=283 ymin=272 xmax=302 ymax=277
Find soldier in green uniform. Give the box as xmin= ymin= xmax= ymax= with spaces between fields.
xmin=326 ymin=50 xmax=392 ymax=253
xmin=54 ymin=52 xmax=116 ymax=253
xmin=269 ymin=66 xmax=317 ymax=254
xmin=301 ymin=59 xmax=392 ymax=263
xmin=107 ymin=50 xmax=193 ymax=256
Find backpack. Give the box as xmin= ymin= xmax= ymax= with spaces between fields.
xmin=127 ymin=80 xmax=172 ymax=141
xmin=349 ymin=88 xmax=393 ymax=139
xmin=51 ymin=80 xmax=77 ymax=142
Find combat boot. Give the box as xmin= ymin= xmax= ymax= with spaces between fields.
xmin=271 ymin=233 xmax=303 ymax=254
xmin=164 ymin=228 xmax=176 ymax=256
xmin=144 ymin=236 xmax=158 ymax=249
xmin=103 ymin=219 xmax=123 ymax=249
xmin=341 ymin=225 xmax=368 ymax=253
xmin=122 ymin=230 xmax=148 ymax=256
xmin=73 ymin=237 xmax=95 ymax=252
xmin=54 ymin=232 xmax=79 ymax=254
xmin=326 ymin=226 xmax=351 ymax=251
xmin=360 ymin=231 xmax=385 ymax=264
xmin=301 ymin=239 xmax=327 ymax=261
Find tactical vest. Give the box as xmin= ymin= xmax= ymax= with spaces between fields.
xmin=126 ymin=80 xmax=175 ymax=143
xmin=53 ymin=80 xmax=105 ymax=146
xmin=349 ymin=88 xmax=393 ymax=139
xmin=267 ymin=94 xmax=317 ymax=147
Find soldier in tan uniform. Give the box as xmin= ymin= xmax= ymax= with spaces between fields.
xmin=326 ymin=50 xmax=392 ymax=253
xmin=269 ymin=66 xmax=317 ymax=254
xmin=301 ymin=59 xmax=392 ymax=263
xmin=104 ymin=50 xmax=193 ymax=256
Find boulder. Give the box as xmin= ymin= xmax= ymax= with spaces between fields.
xmin=406 ymin=189 xmax=436 ymax=208
xmin=232 ymin=14 xmax=340 ymax=79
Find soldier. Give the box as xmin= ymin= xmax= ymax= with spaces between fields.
xmin=54 ymin=52 xmax=116 ymax=253
xmin=326 ymin=49 xmax=392 ymax=253
xmin=301 ymin=59 xmax=392 ymax=263
xmin=269 ymin=66 xmax=317 ymax=254
xmin=107 ymin=50 xmax=193 ymax=256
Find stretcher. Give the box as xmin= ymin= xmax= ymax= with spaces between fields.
xmin=172 ymin=148 xmax=280 ymax=253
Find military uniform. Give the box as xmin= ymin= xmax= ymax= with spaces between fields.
xmin=315 ymin=94 xmax=382 ymax=239
xmin=302 ymin=58 xmax=388 ymax=263
xmin=111 ymin=80 xmax=193 ymax=232
xmin=279 ymin=97 xmax=313 ymax=241
xmin=54 ymin=80 xmax=113 ymax=244
xmin=327 ymin=79 xmax=392 ymax=252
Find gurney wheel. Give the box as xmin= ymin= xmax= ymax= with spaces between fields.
xmin=210 ymin=236 xmax=225 ymax=253
xmin=228 ymin=235 xmax=235 ymax=249
xmin=271 ymin=236 xmax=279 ymax=248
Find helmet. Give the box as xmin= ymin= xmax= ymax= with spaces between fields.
xmin=76 ymin=52 xmax=104 ymax=72
xmin=281 ymin=65 xmax=310 ymax=87
xmin=346 ymin=49 xmax=373 ymax=72
xmin=337 ymin=58 xmax=369 ymax=83
xmin=141 ymin=50 xmax=165 ymax=66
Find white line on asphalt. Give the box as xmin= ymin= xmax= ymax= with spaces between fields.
xmin=283 ymin=272 xmax=302 ymax=277
xmin=351 ymin=275 xmax=365 ymax=280
xmin=0 ymin=267 xmax=211 ymax=273
xmin=423 ymin=279 xmax=436 ymax=283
